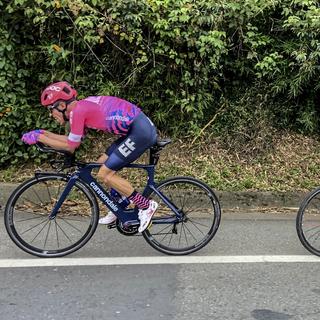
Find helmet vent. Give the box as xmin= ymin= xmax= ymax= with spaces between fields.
xmin=63 ymin=87 xmax=71 ymax=94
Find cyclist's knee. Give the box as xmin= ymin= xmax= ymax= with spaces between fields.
xmin=103 ymin=173 xmax=116 ymax=186
xmin=97 ymin=165 xmax=115 ymax=185
xmin=97 ymin=153 xmax=108 ymax=164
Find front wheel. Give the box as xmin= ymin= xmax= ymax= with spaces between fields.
xmin=4 ymin=174 xmax=99 ymax=257
xmin=143 ymin=176 xmax=221 ymax=255
xmin=296 ymin=187 xmax=320 ymax=256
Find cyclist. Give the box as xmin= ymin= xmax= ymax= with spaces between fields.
xmin=21 ymin=81 xmax=158 ymax=233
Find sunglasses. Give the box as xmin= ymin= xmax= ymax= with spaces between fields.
xmin=47 ymin=101 xmax=61 ymax=113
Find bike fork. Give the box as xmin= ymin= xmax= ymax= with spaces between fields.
xmin=48 ymin=175 xmax=78 ymax=220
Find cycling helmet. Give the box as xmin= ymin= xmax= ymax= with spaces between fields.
xmin=41 ymin=81 xmax=77 ymax=107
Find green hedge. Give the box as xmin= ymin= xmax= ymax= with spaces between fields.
xmin=0 ymin=0 xmax=320 ymax=166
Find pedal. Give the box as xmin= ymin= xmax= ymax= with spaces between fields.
xmin=107 ymin=222 xmax=117 ymax=229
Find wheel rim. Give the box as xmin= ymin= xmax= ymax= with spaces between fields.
xmin=7 ymin=176 xmax=97 ymax=256
xmin=299 ymin=191 xmax=320 ymax=255
xmin=144 ymin=179 xmax=220 ymax=253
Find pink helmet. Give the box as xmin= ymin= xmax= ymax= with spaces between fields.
xmin=41 ymin=81 xmax=77 ymax=107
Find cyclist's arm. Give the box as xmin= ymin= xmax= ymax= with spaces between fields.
xmin=42 ymin=131 xmax=68 ymax=143
xmin=37 ymin=107 xmax=86 ymax=152
xmin=38 ymin=134 xmax=75 ymax=153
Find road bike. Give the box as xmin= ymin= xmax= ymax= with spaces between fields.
xmin=4 ymin=139 xmax=221 ymax=257
xmin=296 ymin=187 xmax=320 ymax=256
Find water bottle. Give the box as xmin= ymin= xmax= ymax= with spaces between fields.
xmin=110 ymin=188 xmax=130 ymax=209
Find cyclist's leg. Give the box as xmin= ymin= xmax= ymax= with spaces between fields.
xmin=98 ymin=112 xmax=157 ymax=198
xmin=97 ymin=165 xmax=134 ymax=196
xmin=97 ymin=113 xmax=158 ymax=231
xmin=97 ymin=160 xmax=118 ymax=224
xmin=97 ymin=153 xmax=107 ymax=163
xmin=97 ymin=136 xmax=129 ymax=193
xmin=97 ymin=138 xmax=126 ymax=224
xmin=97 ymin=135 xmax=126 ymax=163
xmin=98 ymin=137 xmax=137 ymax=196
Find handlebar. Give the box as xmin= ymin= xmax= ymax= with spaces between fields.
xmin=36 ymin=142 xmax=74 ymax=157
xmin=36 ymin=142 xmax=77 ymax=170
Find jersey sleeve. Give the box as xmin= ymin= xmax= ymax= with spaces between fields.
xmin=67 ymin=108 xmax=85 ymax=149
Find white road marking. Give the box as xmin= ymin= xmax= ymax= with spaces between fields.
xmin=0 ymin=255 xmax=319 ymax=268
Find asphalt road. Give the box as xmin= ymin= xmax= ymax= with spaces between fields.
xmin=0 ymin=211 xmax=319 ymax=320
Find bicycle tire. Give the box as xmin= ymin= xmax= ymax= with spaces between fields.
xmin=4 ymin=173 xmax=99 ymax=257
xmin=142 ymin=176 xmax=221 ymax=255
xmin=296 ymin=187 xmax=320 ymax=256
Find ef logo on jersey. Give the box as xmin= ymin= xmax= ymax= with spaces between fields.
xmin=118 ymin=138 xmax=136 ymax=157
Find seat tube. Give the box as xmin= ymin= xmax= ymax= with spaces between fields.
xmin=49 ymin=175 xmax=78 ymax=220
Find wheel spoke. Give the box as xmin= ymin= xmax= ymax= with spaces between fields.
xmin=20 ymin=218 xmax=49 ymax=236
xmin=55 ymin=220 xmax=74 ymax=244
xmin=307 ymin=229 xmax=320 ymax=241
xmin=20 ymin=196 xmax=44 ymax=209
xmin=303 ymin=224 xmax=320 ymax=233
xmin=160 ymin=227 xmax=172 ymax=243
xmin=182 ymin=222 xmax=198 ymax=241
xmin=44 ymin=221 xmax=52 ymax=249
xmin=15 ymin=214 xmax=48 ymax=223
xmin=167 ymin=231 xmax=174 ymax=247
xmin=58 ymin=217 xmax=87 ymax=234
xmin=31 ymin=188 xmax=45 ymax=206
xmin=55 ymin=220 xmax=60 ymax=248
xmin=188 ymin=218 xmax=211 ymax=230
xmin=178 ymin=223 xmax=183 ymax=248
xmin=181 ymin=223 xmax=189 ymax=246
xmin=45 ymin=182 xmax=53 ymax=203
xmin=151 ymin=223 xmax=173 ymax=236
xmin=30 ymin=220 xmax=51 ymax=243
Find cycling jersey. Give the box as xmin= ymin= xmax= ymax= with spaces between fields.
xmin=67 ymin=96 xmax=141 ymax=148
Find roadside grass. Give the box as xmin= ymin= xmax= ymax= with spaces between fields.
xmin=1 ymin=132 xmax=320 ymax=192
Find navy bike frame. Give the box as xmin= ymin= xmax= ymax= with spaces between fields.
xmin=48 ymin=162 xmax=183 ymax=228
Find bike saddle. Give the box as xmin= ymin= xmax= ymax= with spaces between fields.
xmin=154 ymin=138 xmax=172 ymax=148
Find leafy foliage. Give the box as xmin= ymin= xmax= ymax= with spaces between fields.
xmin=0 ymin=0 xmax=320 ymax=166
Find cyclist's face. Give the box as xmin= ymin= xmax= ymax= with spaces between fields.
xmin=50 ymin=102 xmax=67 ymax=125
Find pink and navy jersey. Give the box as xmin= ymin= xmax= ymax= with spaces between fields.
xmin=67 ymin=96 xmax=141 ymax=148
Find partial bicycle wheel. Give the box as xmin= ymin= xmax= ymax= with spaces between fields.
xmin=297 ymin=187 xmax=320 ymax=256
xmin=143 ymin=176 xmax=221 ymax=255
xmin=4 ymin=174 xmax=99 ymax=257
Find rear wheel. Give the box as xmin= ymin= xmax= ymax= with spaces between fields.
xmin=4 ymin=174 xmax=99 ymax=257
xmin=143 ymin=176 xmax=221 ymax=255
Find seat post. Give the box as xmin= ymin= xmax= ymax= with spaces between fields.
xmin=149 ymin=147 xmax=161 ymax=165
xmin=148 ymin=138 xmax=171 ymax=165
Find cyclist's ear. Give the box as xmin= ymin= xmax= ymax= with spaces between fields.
xmin=60 ymin=102 xmax=67 ymax=110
